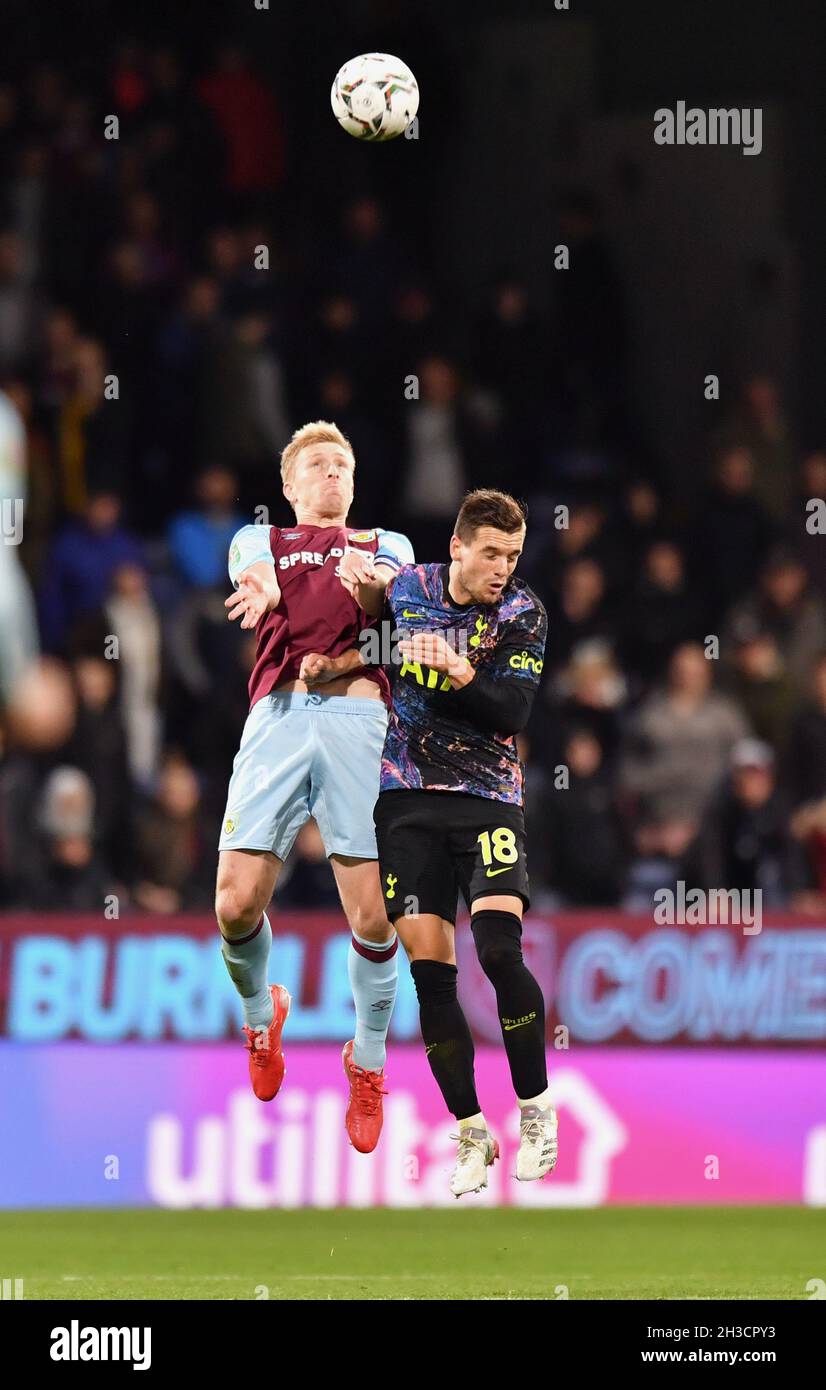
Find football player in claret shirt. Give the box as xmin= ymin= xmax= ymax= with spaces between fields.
xmin=215 ymin=421 xmax=413 ymax=1153
xmin=341 ymin=489 xmax=558 ymax=1197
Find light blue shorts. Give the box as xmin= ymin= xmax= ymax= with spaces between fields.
xmin=218 ymin=692 xmax=388 ymax=861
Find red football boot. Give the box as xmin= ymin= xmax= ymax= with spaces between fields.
xmin=242 ymin=984 xmax=291 ymax=1101
xmin=342 ymin=1040 xmax=388 ymax=1153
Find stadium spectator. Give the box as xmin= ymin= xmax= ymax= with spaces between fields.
xmin=785 ymin=652 xmax=826 ymax=807
xmin=36 ymin=306 xmax=81 ymax=412
xmin=394 ymin=280 xmax=457 ymax=377
xmin=25 ymin=765 xmax=114 ymax=911
xmin=545 ymin=557 xmax=615 ymax=668
xmin=400 ymin=354 xmax=470 ymax=550
xmin=201 ymin=310 xmax=290 ymax=491
xmin=530 ymin=728 xmax=626 ymax=907
xmin=622 ymin=539 xmax=705 ymax=685
xmin=716 ymin=374 xmax=795 ymax=520
xmin=0 ymin=229 xmax=42 ymax=371
xmin=540 ymin=638 xmax=626 ymax=768
xmin=551 ymin=190 xmax=628 ymax=449
xmin=104 ymin=562 xmax=162 ymax=785
xmin=619 ymin=642 xmax=751 ymax=855
xmin=167 ymin=466 xmax=243 ymax=589
xmin=198 ymin=44 xmax=286 ymax=200
xmin=55 ymin=338 xmax=130 ymax=510
xmin=473 ymin=275 xmax=545 ymax=476
xmin=618 ymin=479 xmax=664 ymax=574
xmin=722 ymin=547 xmax=826 ymax=688
xmin=119 ymin=188 xmax=179 ymax=291
xmin=292 ymin=291 xmax=369 ymax=424
xmin=324 ymin=196 xmax=412 ymax=330
xmin=694 ymin=445 xmax=777 ymax=621
xmin=154 ymin=275 xmax=223 ymax=490
xmin=546 ymin=501 xmax=627 ymax=596
xmin=39 ymin=491 xmax=142 ymax=652
xmin=724 ymin=625 xmax=800 ymax=753
xmin=133 ymin=751 xmax=210 ymax=912
xmin=696 ymin=739 xmax=811 ymax=907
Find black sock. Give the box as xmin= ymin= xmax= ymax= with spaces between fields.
xmin=410 ymin=959 xmax=480 ymax=1120
xmin=471 ymin=910 xmax=547 ymax=1099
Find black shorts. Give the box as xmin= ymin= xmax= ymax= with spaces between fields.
xmin=373 ymin=789 xmax=530 ymax=924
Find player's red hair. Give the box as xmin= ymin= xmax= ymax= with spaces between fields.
xmin=280 ymin=420 xmax=354 ymax=484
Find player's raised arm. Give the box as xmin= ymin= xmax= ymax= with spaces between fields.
xmin=224 ymin=524 xmax=281 ymax=630
xmin=339 ymin=529 xmax=414 ymax=616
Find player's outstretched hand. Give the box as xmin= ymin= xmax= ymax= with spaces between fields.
xmin=225 ymin=570 xmax=271 ymax=629
xmin=299 ymin=652 xmax=338 ymax=686
xmin=399 ymin=631 xmax=470 ymax=680
xmin=338 ymin=549 xmax=376 ymax=598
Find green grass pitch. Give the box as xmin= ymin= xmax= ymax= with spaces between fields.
xmin=2 ymin=1207 xmax=822 ymax=1300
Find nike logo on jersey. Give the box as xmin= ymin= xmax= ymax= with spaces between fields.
xmin=402 ymin=609 xmax=425 ymax=619
xmin=485 ymin=865 xmax=512 ymax=877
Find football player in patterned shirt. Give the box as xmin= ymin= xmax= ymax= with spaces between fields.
xmin=340 ymin=489 xmax=558 ymax=1196
xmin=216 ymin=420 xmax=413 ymax=1153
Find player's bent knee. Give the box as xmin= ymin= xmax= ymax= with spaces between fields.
xmin=347 ymin=905 xmax=394 ymax=944
xmin=410 ymin=958 xmax=458 ymax=1004
xmin=471 ymin=909 xmax=523 ymax=980
xmin=394 ymin=914 xmax=455 ymax=965
xmin=215 ymin=886 xmax=261 ymax=939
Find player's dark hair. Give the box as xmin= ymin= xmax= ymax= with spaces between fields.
xmin=454 ymin=489 xmax=527 ymax=542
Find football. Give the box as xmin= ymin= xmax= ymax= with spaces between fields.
xmin=330 ymin=52 xmax=419 ymax=142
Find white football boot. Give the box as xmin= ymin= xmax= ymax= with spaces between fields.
xmin=450 ymin=1127 xmax=500 ymax=1198
xmin=516 ymin=1103 xmax=558 ymax=1181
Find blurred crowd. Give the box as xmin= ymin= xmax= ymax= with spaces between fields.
xmin=0 ymin=41 xmax=824 ymax=914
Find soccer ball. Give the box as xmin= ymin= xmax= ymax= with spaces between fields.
xmin=331 ymin=52 xmax=419 ymax=142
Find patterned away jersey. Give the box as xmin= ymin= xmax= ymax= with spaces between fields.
xmin=382 ymin=563 xmax=547 ymax=804
xmin=228 ymin=522 xmax=414 ymax=710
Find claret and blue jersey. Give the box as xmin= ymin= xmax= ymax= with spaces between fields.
xmin=218 ymin=519 xmax=414 ymax=863
xmin=226 ymin=520 xmax=414 ymax=708
xmin=382 ymin=562 xmax=547 ymax=805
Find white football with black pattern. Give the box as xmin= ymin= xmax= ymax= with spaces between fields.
xmin=331 ymin=52 xmax=419 ymax=142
